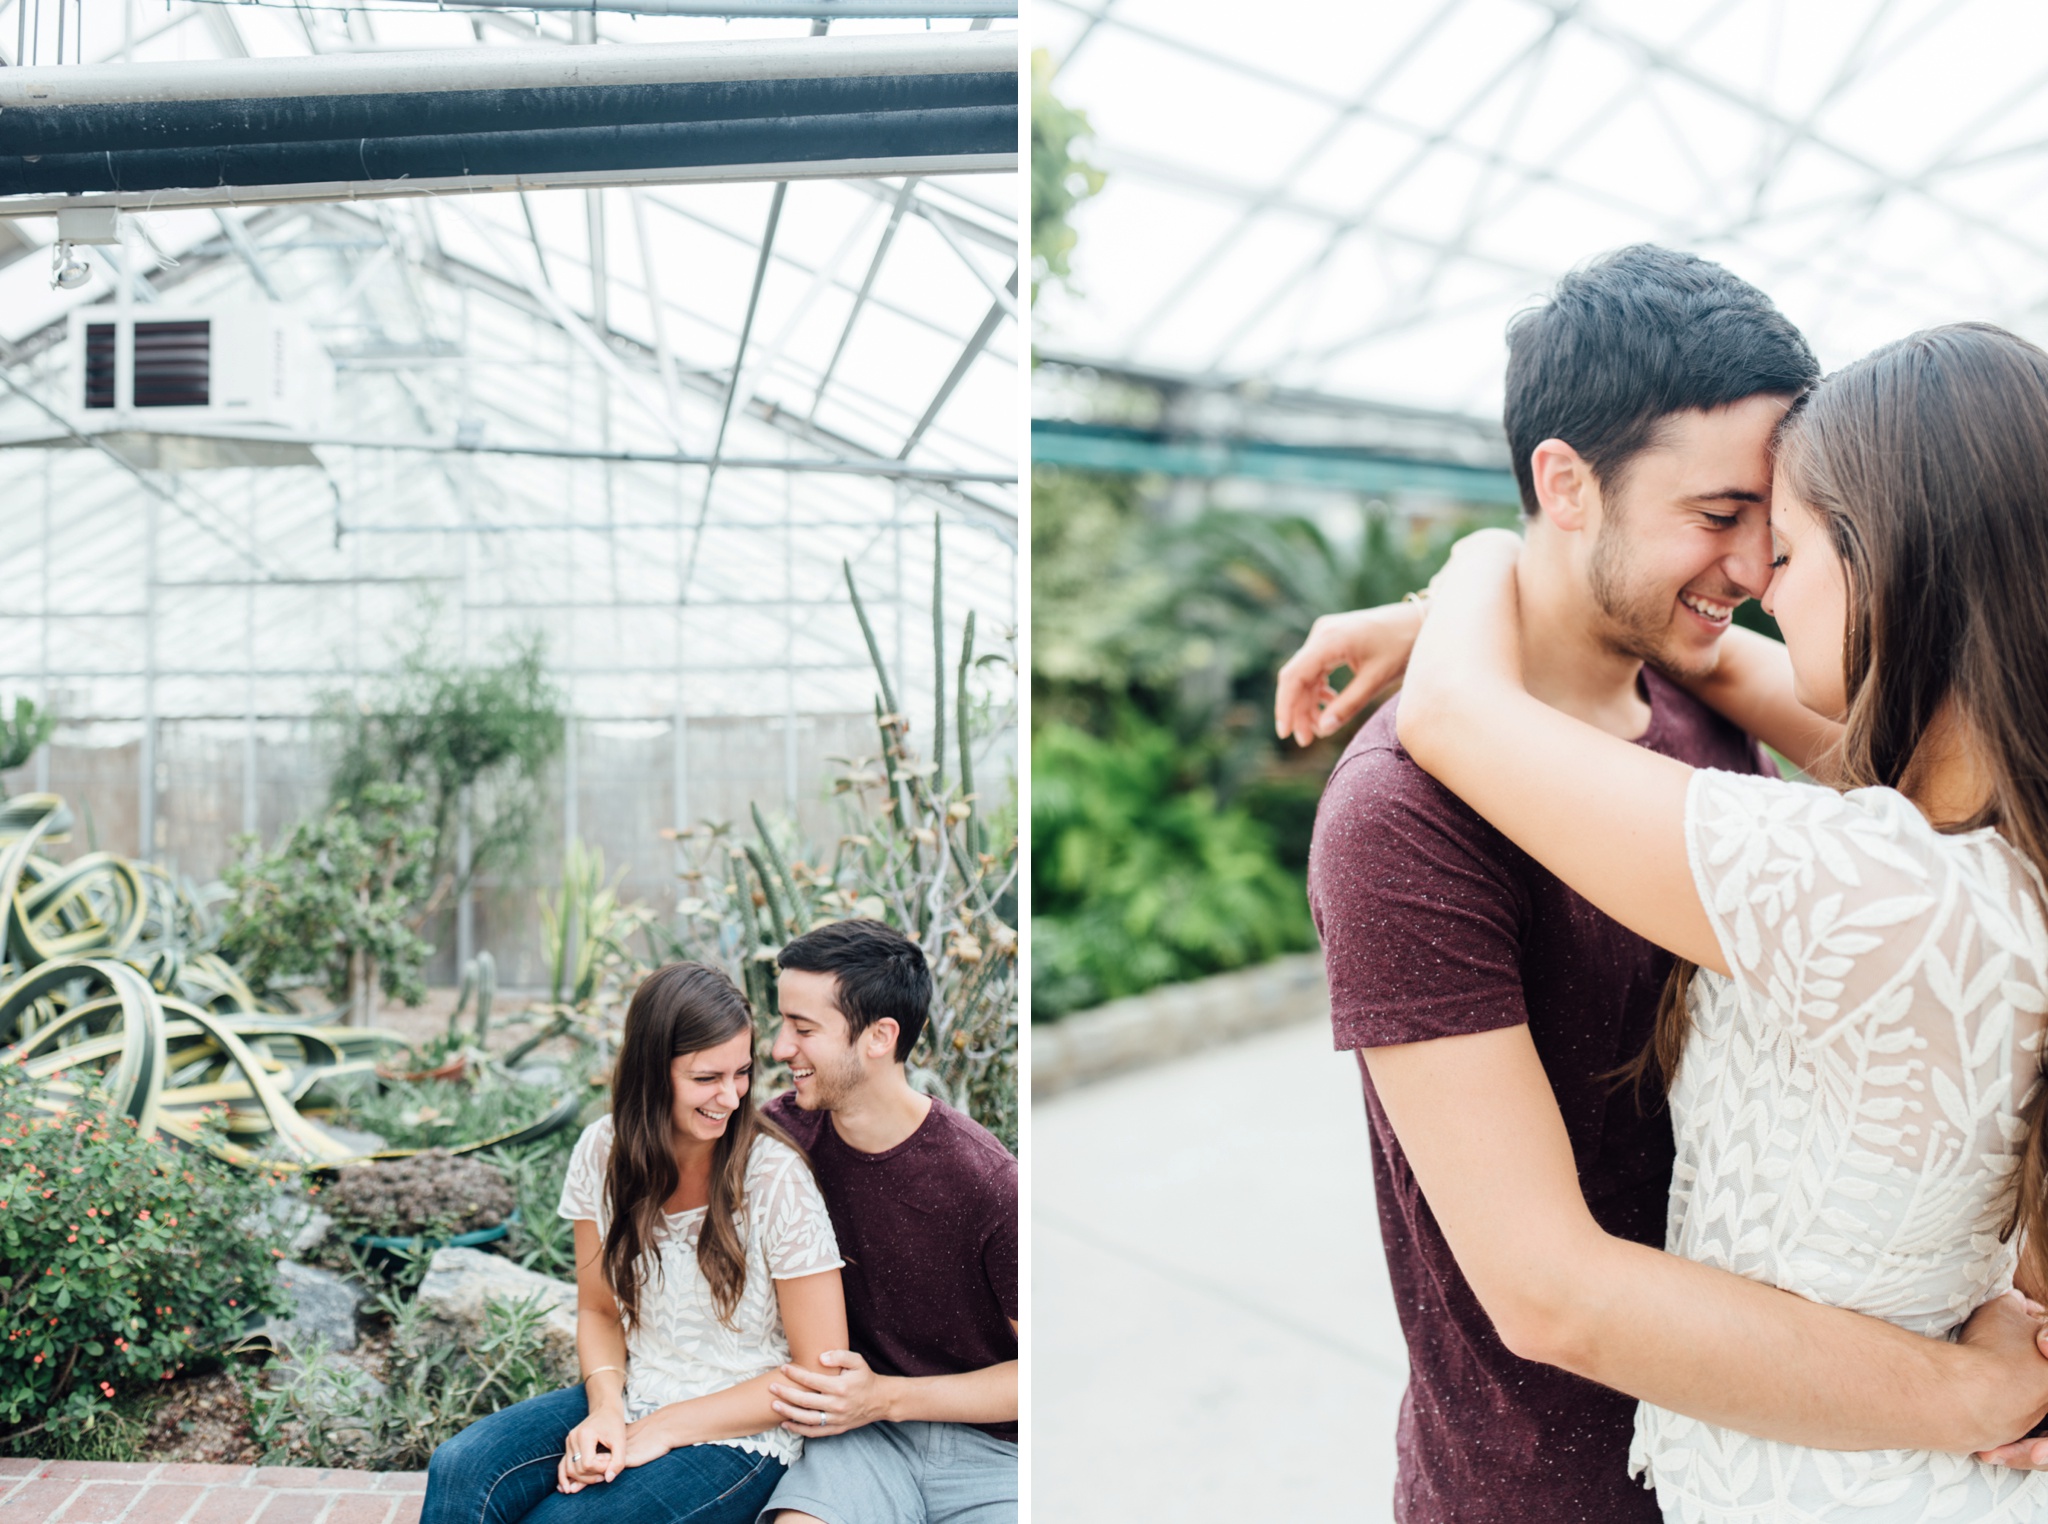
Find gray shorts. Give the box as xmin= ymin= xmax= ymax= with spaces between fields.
xmin=757 ymin=1421 xmax=1017 ymax=1524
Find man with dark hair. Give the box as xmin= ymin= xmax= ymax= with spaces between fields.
xmin=753 ymin=918 xmax=1017 ymax=1524
xmin=1273 ymin=245 xmax=2048 ymax=1521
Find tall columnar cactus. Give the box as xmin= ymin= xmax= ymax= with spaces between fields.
xmin=663 ymin=520 xmax=1018 ymax=1148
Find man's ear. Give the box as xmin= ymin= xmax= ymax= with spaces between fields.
xmin=863 ymin=1017 xmax=900 ymax=1061
xmin=1529 ymin=438 xmax=1600 ymax=534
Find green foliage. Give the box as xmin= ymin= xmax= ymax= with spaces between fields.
xmin=1031 ymin=712 xmax=1314 ymax=1020
xmin=495 ymin=1135 xmax=579 ymax=1281
xmin=218 ymin=783 xmax=435 ymax=1011
xmin=1030 ymin=49 xmax=1105 ymax=305
xmin=327 ymin=1067 xmax=567 ymax=1155
xmin=541 ymin=842 xmax=652 ymax=1011
xmin=0 ymin=1390 xmax=148 ymax=1460
xmin=662 ymin=526 xmax=1019 ymax=1151
xmin=0 ymin=700 xmax=55 ymax=775
xmin=1031 ymin=466 xmax=1515 ymax=1016
xmin=0 ymin=1074 xmax=289 ymax=1438
xmin=323 ymin=631 xmax=565 ymax=915
xmin=250 ymin=1286 xmax=555 ymax=1470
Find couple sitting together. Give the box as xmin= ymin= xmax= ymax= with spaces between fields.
xmin=1279 ymin=246 xmax=2048 ymax=1521
xmin=415 ymin=918 xmax=1018 ymax=1524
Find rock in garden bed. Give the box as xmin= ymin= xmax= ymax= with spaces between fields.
xmin=250 ymin=1260 xmax=364 ymax=1354
xmin=416 ymin=1246 xmax=580 ymax=1384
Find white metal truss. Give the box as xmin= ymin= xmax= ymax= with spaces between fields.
xmin=1035 ymin=0 xmax=2048 ymax=418
xmin=0 ymin=3 xmax=1018 ymax=768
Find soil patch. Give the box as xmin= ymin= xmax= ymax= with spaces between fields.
xmin=141 ymin=1367 xmax=260 ymax=1464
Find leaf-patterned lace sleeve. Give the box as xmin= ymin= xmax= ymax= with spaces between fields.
xmin=753 ymin=1138 xmax=843 ymax=1280
xmin=1684 ymin=768 xmax=1946 ymax=1047
xmin=557 ymin=1116 xmax=611 ymax=1224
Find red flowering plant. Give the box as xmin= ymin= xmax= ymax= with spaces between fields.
xmin=0 ymin=1066 xmax=289 ymax=1439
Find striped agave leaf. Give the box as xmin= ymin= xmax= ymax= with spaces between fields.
xmin=0 ymin=790 xmax=582 ymax=1172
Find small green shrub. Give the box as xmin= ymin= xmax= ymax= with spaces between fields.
xmin=0 ymin=1077 xmax=289 ymax=1441
xmin=495 ymin=1137 xmax=578 ymax=1282
xmin=1031 ymin=712 xmax=1314 ymax=1019
xmin=250 ymin=1287 xmax=556 ymax=1470
xmin=219 ymin=782 xmax=435 ymax=1015
xmin=328 ymin=1069 xmax=564 ymax=1154
xmin=322 ymin=630 xmax=566 ymax=911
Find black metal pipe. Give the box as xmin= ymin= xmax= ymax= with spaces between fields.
xmin=0 ymin=104 xmax=1015 ymax=196
xmin=0 ymin=69 xmax=1015 ymax=155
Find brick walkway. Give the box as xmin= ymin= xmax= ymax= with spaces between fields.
xmin=0 ymin=1462 xmax=426 ymax=1524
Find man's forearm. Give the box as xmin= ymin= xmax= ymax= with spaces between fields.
xmin=1513 ymin=1219 xmax=2019 ymax=1453
xmin=883 ymin=1360 xmax=1018 ymax=1426
xmin=1364 ymin=1029 xmax=2046 ymax=1459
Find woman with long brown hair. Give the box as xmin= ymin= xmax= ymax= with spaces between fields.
xmin=1391 ymin=322 xmax=2048 ymax=1520
xmin=420 ymin=961 xmax=846 ymax=1524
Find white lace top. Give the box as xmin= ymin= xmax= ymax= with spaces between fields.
xmin=557 ymin=1115 xmax=843 ymax=1465
xmin=1630 ymin=769 xmax=2048 ymax=1522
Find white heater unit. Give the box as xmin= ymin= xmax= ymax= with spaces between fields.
xmin=63 ymin=303 xmax=332 ymax=436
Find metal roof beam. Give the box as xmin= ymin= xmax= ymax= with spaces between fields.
xmin=811 ymin=176 xmax=918 ymax=423
xmin=898 ymin=265 xmax=1014 ymax=460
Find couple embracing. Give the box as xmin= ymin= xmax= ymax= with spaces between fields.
xmin=417 ymin=918 xmax=1018 ymax=1524
xmin=1282 ymin=246 xmax=2048 ymax=1521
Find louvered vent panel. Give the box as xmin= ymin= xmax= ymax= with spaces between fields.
xmin=132 ymin=319 xmax=210 ymax=408
xmin=83 ymin=323 xmax=115 ymax=410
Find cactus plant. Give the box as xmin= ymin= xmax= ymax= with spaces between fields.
xmin=661 ymin=520 xmax=1018 ymax=1149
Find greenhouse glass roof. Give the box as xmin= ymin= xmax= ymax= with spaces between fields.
xmin=0 ymin=4 xmax=1019 ymax=733
xmin=1036 ymin=0 xmax=2048 ymax=419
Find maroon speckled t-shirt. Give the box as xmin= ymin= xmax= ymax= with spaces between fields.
xmin=1307 ymin=671 xmax=1771 ymax=1524
xmin=765 ymin=1093 xmax=1018 ymax=1444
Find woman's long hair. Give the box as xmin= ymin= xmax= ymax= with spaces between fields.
xmin=1634 ymin=323 xmax=2048 ymax=1289
xmin=601 ymin=961 xmax=799 ymax=1329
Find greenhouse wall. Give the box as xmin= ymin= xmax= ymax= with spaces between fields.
xmin=1 ymin=707 xmax=1013 ymax=990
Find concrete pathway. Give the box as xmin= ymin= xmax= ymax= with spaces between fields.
xmin=0 ymin=1463 xmax=424 ymax=1524
xmin=1033 ymin=1019 xmax=1408 ymax=1521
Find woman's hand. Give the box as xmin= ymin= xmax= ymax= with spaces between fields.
xmin=1273 ymin=602 xmax=1427 ymax=746
xmin=556 ymin=1405 xmax=626 ymax=1492
xmin=617 ymin=1411 xmax=682 ymax=1470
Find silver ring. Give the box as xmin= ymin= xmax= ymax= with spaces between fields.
xmin=570 ymin=1451 xmax=581 ymax=1464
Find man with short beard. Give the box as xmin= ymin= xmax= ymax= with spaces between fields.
xmin=1276 ymin=245 xmax=2048 ymax=1522
xmin=752 ymin=918 xmax=1017 ymax=1524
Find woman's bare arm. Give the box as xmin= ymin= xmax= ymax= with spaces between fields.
xmin=1270 ymin=572 xmax=1842 ymax=777
xmin=1396 ymin=530 xmax=1726 ymax=974
xmin=634 ymin=1268 xmax=848 ymax=1452
xmin=560 ymin=1218 xmax=631 ymax=1489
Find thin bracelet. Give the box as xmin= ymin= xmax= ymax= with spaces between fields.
xmin=1402 ymin=587 xmax=1431 ymax=605
xmin=582 ymin=1365 xmax=627 ymax=1383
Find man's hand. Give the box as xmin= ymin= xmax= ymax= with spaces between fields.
xmin=1968 ymin=1292 xmax=2048 ymax=1468
xmin=768 ymin=1350 xmax=896 ymax=1438
xmin=1273 ymin=602 xmax=1426 ymax=747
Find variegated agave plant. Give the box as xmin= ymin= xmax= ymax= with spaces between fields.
xmin=0 ymin=794 xmax=576 ymax=1169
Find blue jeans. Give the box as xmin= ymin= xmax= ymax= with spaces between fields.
xmin=423 ymin=1386 xmax=786 ymax=1524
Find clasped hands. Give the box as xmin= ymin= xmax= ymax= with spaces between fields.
xmin=553 ymin=1349 xmax=892 ymax=1491
xmin=556 ymin=1406 xmax=672 ymax=1492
